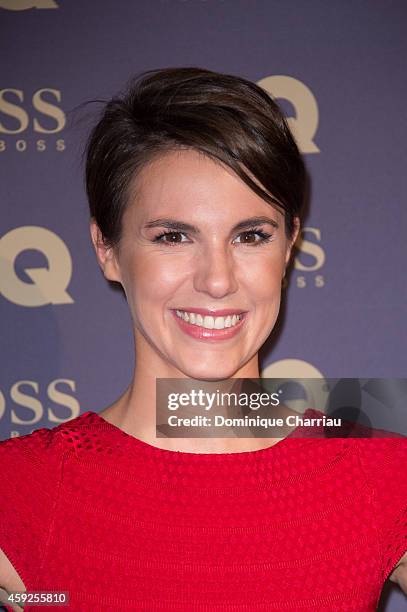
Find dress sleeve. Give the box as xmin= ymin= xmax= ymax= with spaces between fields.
xmin=356 ymin=437 xmax=407 ymax=582
xmin=0 ymin=427 xmax=64 ymax=593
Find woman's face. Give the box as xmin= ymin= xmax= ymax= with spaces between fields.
xmin=93 ymin=148 xmax=299 ymax=381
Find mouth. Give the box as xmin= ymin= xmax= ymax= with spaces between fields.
xmin=171 ymin=308 xmax=248 ymax=341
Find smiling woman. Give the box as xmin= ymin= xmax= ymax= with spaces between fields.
xmin=91 ymin=146 xmax=299 ymax=382
xmin=0 ymin=67 xmax=406 ymax=612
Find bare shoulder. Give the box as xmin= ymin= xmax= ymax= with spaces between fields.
xmin=389 ymin=551 xmax=407 ymax=594
xmin=0 ymin=547 xmax=25 ymax=611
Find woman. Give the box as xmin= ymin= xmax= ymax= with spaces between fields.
xmin=0 ymin=67 xmax=406 ymax=611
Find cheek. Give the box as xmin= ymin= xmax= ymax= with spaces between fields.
xmin=122 ymin=253 xmax=186 ymax=313
xmin=241 ymin=253 xmax=284 ymax=301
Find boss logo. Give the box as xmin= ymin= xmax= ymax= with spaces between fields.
xmin=295 ymin=227 xmax=325 ymax=271
xmin=0 ymin=379 xmax=79 ymax=435
xmin=0 ymin=88 xmax=65 ymax=152
xmin=289 ymin=227 xmax=325 ymax=289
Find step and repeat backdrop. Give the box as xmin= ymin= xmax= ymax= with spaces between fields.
xmin=1 ymin=1 xmax=406 ymax=608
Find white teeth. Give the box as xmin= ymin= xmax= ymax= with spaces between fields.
xmin=203 ymin=315 xmax=215 ymax=329
xmin=175 ymin=310 xmax=243 ymax=330
xmin=214 ymin=317 xmax=224 ymax=330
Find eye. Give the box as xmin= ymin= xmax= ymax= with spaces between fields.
xmin=153 ymin=231 xmax=190 ymax=245
xmin=152 ymin=228 xmax=274 ymax=247
xmin=233 ymin=229 xmax=274 ymax=246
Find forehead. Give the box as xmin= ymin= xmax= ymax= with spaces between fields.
xmin=125 ymin=148 xmax=283 ymax=223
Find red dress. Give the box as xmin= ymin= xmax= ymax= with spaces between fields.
xmin=0 ymin=408 xmax=406 ymax=611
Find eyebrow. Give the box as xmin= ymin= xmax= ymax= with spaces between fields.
xmin=144 ymin=216 xmax=279 ymax=234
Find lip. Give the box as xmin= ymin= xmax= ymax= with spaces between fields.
xmin=171 ymin=309 xmax=248 ymax=342
xmin=173 ymin=307 xmax=246 ymax=316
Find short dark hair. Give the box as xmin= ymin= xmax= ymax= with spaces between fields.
xmin=84 ymin=66 xmax=306 ymax=249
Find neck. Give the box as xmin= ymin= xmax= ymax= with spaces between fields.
xmin=99 ymin=335 xmax=285 ymax=453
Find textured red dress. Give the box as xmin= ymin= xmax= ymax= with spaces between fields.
xmin=0 ymin=408 xmax=406 ymax=611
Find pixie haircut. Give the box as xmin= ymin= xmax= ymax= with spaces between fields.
xmin=85 ymin=67 xmax=306 ymax=249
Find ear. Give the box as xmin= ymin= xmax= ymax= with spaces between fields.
xmin=89 ymin=218 xmax=122 ymax=283
xmin=284 ymin=216 xmax=301 ymax=272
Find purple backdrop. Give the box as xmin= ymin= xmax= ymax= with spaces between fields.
xmin=1 ymin=1 xmax=406 ymax=609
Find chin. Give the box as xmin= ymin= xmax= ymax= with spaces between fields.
xmin=181 ymin=363 xmax=239 ymax=382
xmin=190 ymin=374 xmax=234 ymax=382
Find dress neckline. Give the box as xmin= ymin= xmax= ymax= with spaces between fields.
xmin=80 ymin=407 xmax=321 ymax=460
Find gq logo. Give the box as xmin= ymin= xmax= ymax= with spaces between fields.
xmin=261 ymin=359 xmax=328 ymax=415
xmin=257 ymin=75 xmax=319 ymax=154
xmin=0 ymin=226 xmax=73 ymax=306
xmin=0 ymin=88 xmax=66 ymax=152
xmin=0 ymin=1 xmax=58 ymax=9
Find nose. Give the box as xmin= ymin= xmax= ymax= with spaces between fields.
xmin=193 ymin=244 xmax=239 ymax=298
